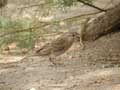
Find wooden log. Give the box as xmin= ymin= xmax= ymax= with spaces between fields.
xmin=83 ymin=4 xmax=120 ymax=41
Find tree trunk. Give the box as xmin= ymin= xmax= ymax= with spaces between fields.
xmin=83 ymin=4 xmax=120 ymax=41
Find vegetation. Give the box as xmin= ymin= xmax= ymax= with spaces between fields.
xmin=56 ymin=0 xmax=93 ymax=7
xmin=0 ymin=17 xmax=37 ymax=50
xmin=0 ymin=0 xmax=98 ymax=52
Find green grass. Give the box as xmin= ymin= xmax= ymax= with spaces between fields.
xmin=0 ymin=17 xmax=37 ymax=50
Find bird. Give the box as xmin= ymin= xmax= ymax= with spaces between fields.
xmin=21 ymin=31 xmax=83 ymax=65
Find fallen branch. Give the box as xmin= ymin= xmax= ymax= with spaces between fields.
xmin=0 ymin=11 xmax=102 ymax=38
xmin=77 ymin=0 xmax=107 ymax=12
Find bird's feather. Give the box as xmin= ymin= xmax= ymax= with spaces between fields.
xmin=35 ymin=32 xmax=77 ymax=57
xmin=35 ymin=43 xmax=52 ymax=56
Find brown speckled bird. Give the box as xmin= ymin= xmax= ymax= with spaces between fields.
xmin=34 ymin=31 xmax=81 ymax=65
xmin=20 ymin=31 xmax=82 ymax=65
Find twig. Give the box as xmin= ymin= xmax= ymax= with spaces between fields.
xmin=0 ymin=23 xmax=49 ymax=37
xmin=79 ymin=17 xmax=91 ymax=49
xmin=0 ymin=11 xmax=103 ymax=38
xmin=77 ymin=0 xmax=107 ymax=12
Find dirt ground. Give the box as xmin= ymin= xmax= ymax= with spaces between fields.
xmin=0 ymin=30 xmax=120 ymax=90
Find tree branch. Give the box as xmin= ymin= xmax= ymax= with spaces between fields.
xmin=0 ymin=23 xmax=49 ymax=37
xmin=0 ymin=11 xmax=102 ymax=38
xmin=77 ymin=0 xmax=107 ymax=12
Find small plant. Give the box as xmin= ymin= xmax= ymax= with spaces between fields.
xmin=0 ymin=17 xmax=37 ymax=51
xmin=55 ymin=0 xmax=93 ymax=7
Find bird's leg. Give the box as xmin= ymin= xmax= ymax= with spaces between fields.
xmin=49 ymin=56 xmax=64 ymax=66
xmin=49 ymin=56 xmax=57 ymax=65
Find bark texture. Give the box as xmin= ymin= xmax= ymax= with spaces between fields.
xmin=83 ymin=4 xmax=120 ymax=41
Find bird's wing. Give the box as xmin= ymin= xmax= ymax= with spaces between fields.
xmin=51 ymin=35 xmax=74 ymax=56
xmin=35 ymin=43 xmax=52 ymax=56
xmin=51 ymin=36 xmax=67 ymax=52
